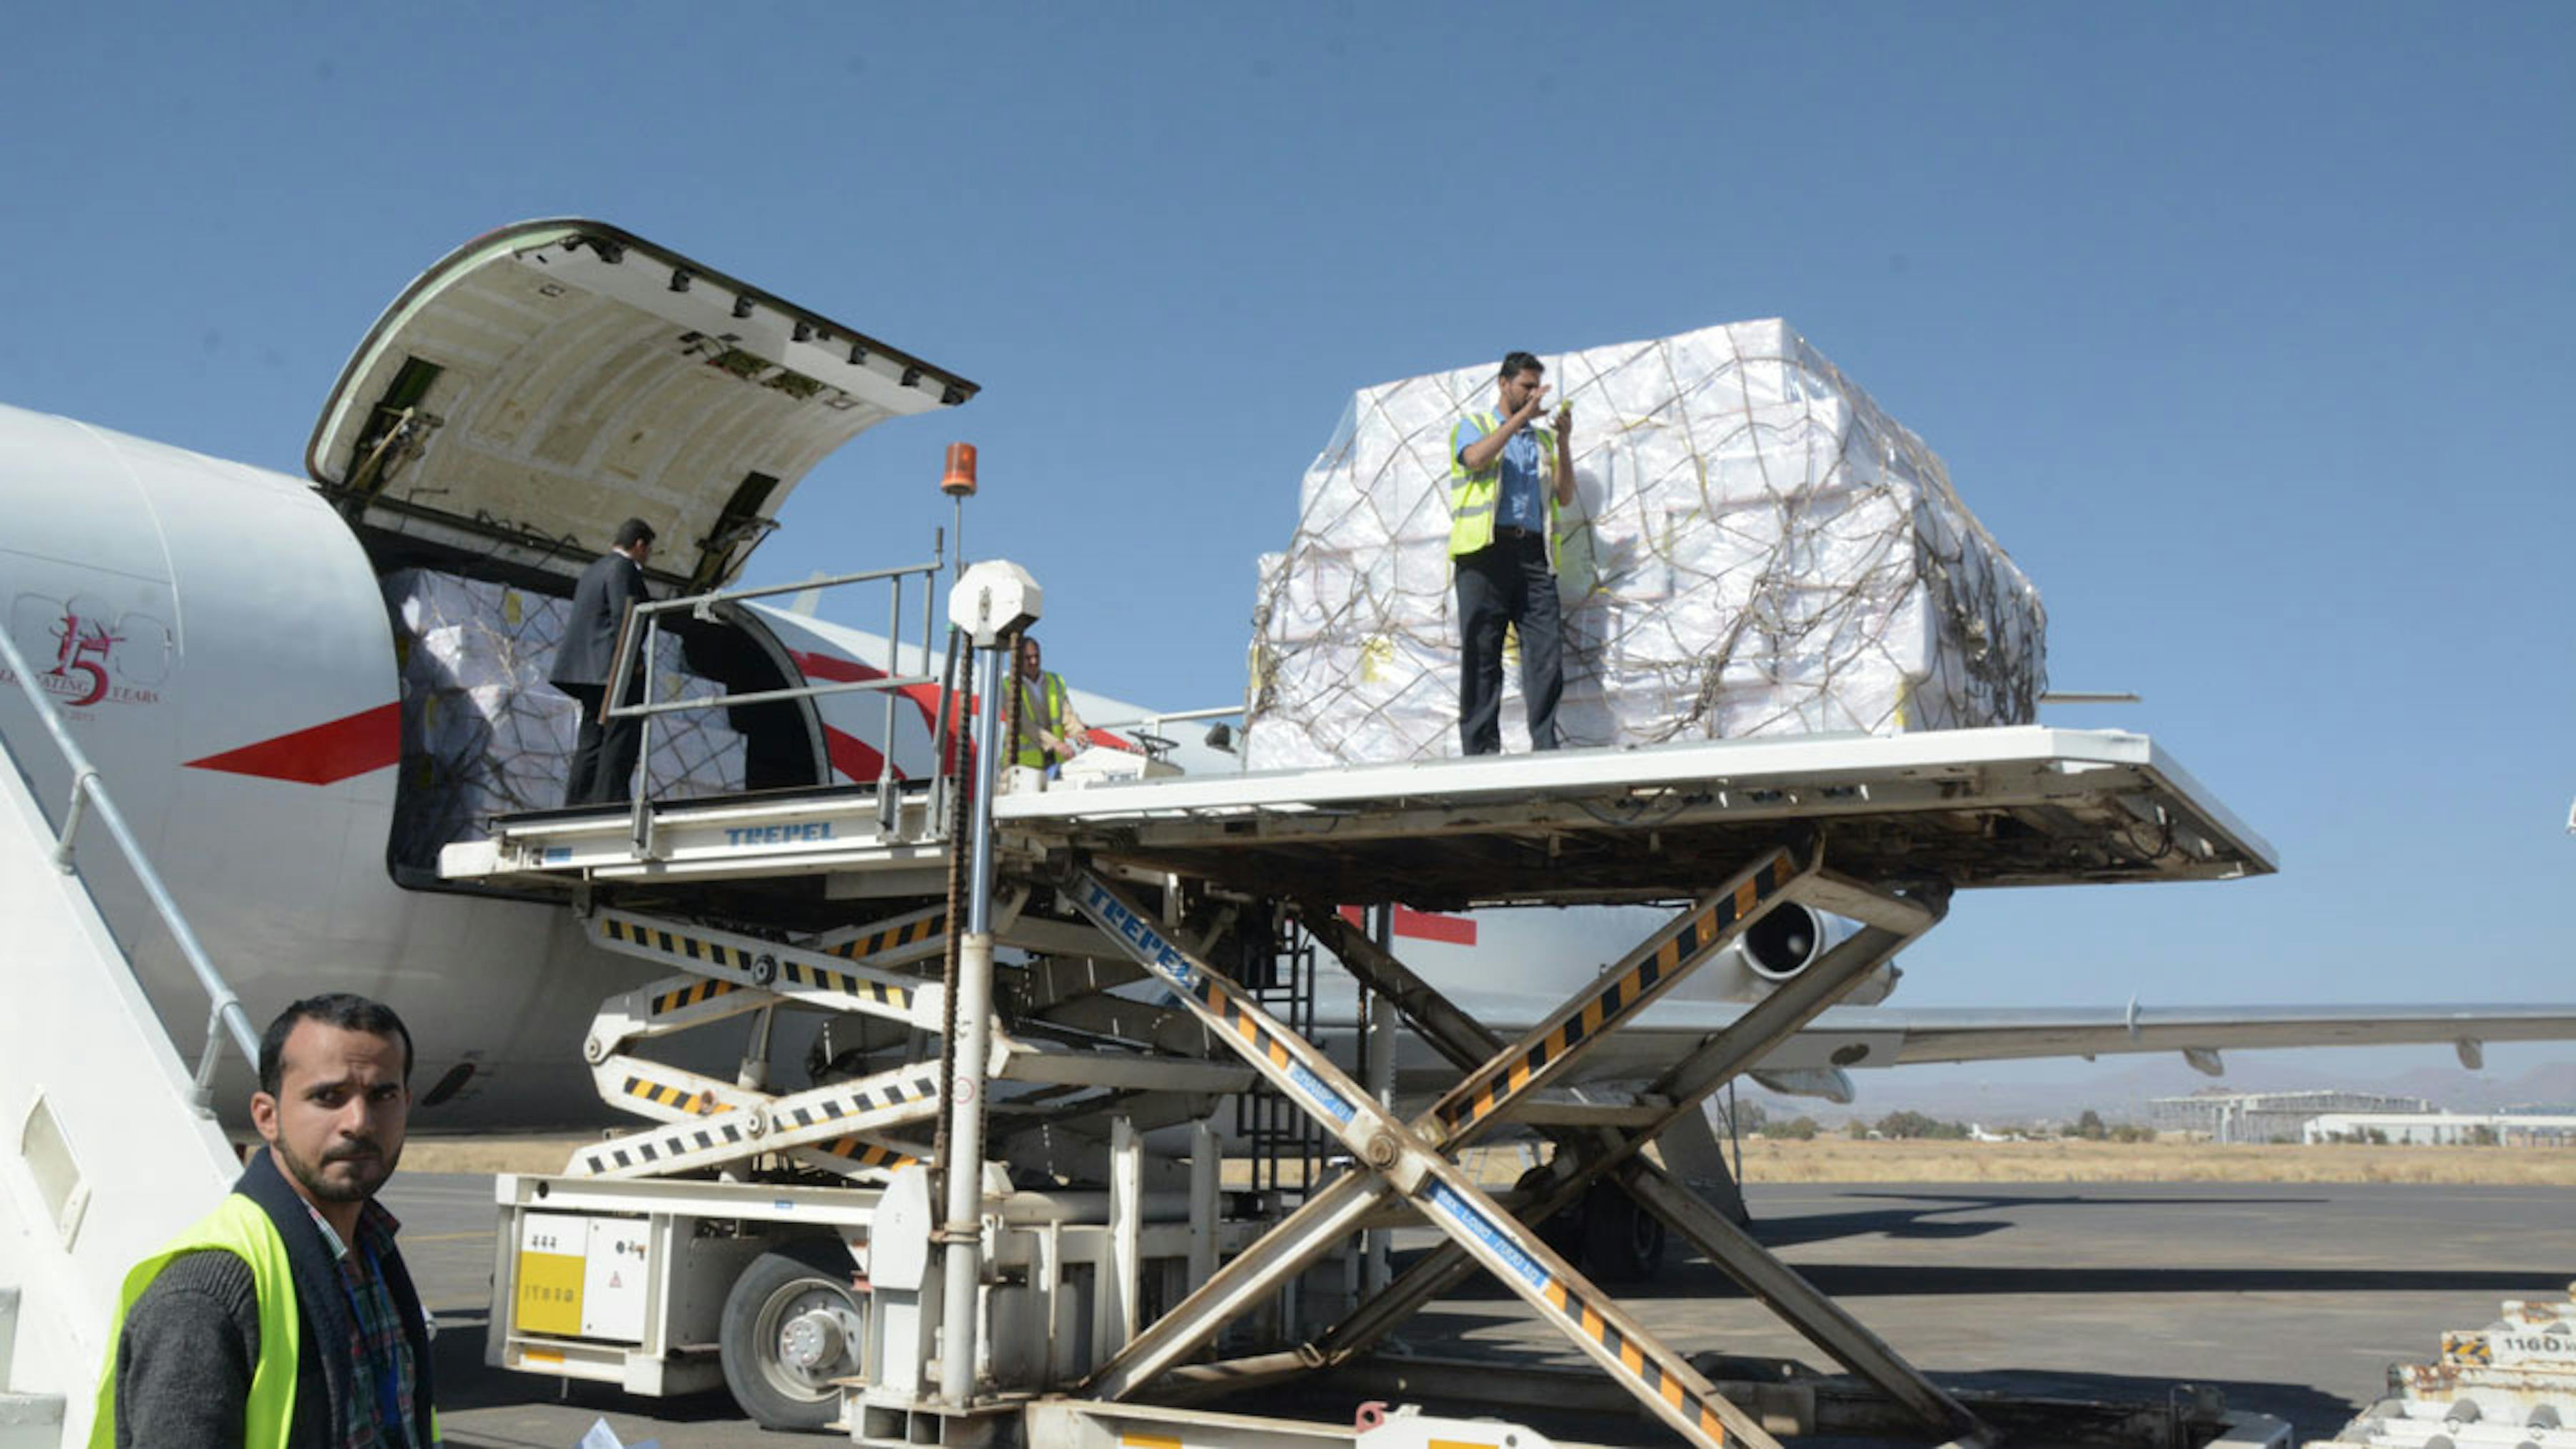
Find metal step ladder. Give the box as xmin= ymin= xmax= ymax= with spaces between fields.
xmin=1234 ymin=909 xmax=1325 ymax=1203
xmin=1225 ymin=908 xmax=1328 ymax=1343
xmin=0 ymin=1287 xmax=66 ymax=1449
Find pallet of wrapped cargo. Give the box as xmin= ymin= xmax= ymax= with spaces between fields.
xmin=384 ymin=569 xmax=748 ymax=867
xmin=1244 ymin=320 xmax=2046 ymax=769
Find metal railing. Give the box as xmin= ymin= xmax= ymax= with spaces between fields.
xmin=0 ymin=628 xmax=260 ymax=1108
xmin=1088 ymin=705 xmax=1241 ymax=728
xmin=1085 ymin=703 xmax=1244 ymax=762
xmin=601 ymin=536 xmax=956 ymax=852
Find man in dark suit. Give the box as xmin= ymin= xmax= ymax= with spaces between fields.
xmin=550 ymin=517 xmax=655 ymax=806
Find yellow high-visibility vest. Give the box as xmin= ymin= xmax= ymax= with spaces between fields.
xmin=1010 ymin=669 xmax=1071 ymax=769
xmin=92 ymin=1194 xmax=300 ymax=1449
xmin=1446 ymin=410 xmax=1558 ymax=565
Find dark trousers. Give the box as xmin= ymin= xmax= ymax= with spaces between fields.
xmin=560 ymin=671 xmax=644 ymax=806
xmin=1454 ymin=532 xmax=1563 ymax=755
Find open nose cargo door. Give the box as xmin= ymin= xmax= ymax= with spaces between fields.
xmin=306 ymin=218 xmax=977 ymax=592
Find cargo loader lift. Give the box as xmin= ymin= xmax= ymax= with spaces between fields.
xmin=444 ymin=561 xmax=2280 ymax=1448
xmin=567 ymin=902 xmax=1253 ymax=1186
xmin=1056 ymin=852 xmax=1939 ymax=1449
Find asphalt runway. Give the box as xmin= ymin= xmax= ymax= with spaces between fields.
xmin=385 ymin=1175 xmax=2576 ymax=1447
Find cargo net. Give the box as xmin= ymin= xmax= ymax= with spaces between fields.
xmin=384 ymin=569 xmax=746 ymax=869
xmin=1244 ymin=320 xmax=2046 ymax=769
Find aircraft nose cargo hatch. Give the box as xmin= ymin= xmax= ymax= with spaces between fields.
xmin=306 ymin=219 xmax=978 ymax=591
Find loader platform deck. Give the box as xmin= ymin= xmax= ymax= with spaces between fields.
xmin=443 ymin=726 xmax=2273 ymax=905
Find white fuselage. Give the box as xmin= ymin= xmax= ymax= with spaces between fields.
xmin=0 ymin=404 xmax=814 ymax=1126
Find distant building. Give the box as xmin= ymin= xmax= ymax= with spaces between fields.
xmin=2305 ymin=1112 xmax=2576 ymax=1147
xmin=2150 ymin=1088 xmax=2429 ymax=1144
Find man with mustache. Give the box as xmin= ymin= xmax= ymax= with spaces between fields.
xmin=93 ymin=994 xmax=438 ymax=1446
xmin=1448 ymin=350 xmax=1575 ymax=755
xmin=1005 ymin=633 xmax=1089 ymax=774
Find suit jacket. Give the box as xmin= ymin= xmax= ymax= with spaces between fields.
xmin=549 ymin=549 xmax=648 ymax=688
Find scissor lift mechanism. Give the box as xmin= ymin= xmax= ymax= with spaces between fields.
xmin=449 ymin=724 xmax=2273 ymax=1447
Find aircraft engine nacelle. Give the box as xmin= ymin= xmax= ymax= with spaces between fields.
xmin=1685 ymin=904 xmax=1900 ymax=1005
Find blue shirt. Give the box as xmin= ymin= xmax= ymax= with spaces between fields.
xmin=1452 ymin=415 xmax=1551 ymax=534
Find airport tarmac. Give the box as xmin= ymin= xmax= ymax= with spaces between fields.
xmin=388 ymin=1175 xmax=2575 ymax=1447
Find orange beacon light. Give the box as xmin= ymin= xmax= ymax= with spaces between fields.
xmin=941 ymin=443 xmax=978 ymax=498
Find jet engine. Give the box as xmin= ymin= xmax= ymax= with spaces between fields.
xmin=1684 ymin=903 xmax=1900 ymax=1005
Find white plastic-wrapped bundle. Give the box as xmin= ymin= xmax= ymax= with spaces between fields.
xmin=384 ymin=570 xmax=747 ymax=866
xmin=1244 ymin=321 xmax=2045 ymax=769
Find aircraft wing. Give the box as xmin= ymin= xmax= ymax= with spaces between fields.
xmin=1395 ymin=996 xmax=2576 ymax=1097
xmin=1852 ymin=1003 xmax=2576 ymax=1066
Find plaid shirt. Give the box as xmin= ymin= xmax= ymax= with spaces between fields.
xmin=306 ymin=1201 xmax=424 ymax=1448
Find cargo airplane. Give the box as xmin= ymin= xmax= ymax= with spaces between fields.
xmin=4 ymin=220 xmax=2570 ymax=1268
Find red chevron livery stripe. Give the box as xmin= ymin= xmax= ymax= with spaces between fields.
xmin=1337 ymin=904 xmax=1479 ymax=947
xmin=183 ymin=702 xmax=399 ymax=784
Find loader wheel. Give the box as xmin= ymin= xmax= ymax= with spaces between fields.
xmin=1579 ymin=1184 xmax=1667 ymax=1283
xmin=720 ymin=1242 xmax=867 ymax=1432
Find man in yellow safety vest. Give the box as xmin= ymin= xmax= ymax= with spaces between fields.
xmin=1005 ymin=633 xmax=1088 ymax=771
xmin=1448 ymin=349 xmax=1574 ymax=754
xmin=94 ymin=994 xmax=438 ymax=1447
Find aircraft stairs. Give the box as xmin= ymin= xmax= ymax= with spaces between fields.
xmin=1230 ymin=913 xmax=1330 ymax=1337
xmin=0 ymin=637 xmax=248 ymax=1447
xmin=1233 ymin=912 xmax=1325 ymax=1201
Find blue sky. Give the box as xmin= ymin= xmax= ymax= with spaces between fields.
xmin=4 ymin=4 xmax=2569 ymax=1084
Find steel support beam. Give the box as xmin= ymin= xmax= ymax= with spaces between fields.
xmin=1299 ymin=906 xmax=1504 ymax=1070
xmin=1063 ymin=867 xmax=1783 ymax=1449
xmin=1617 ymin=1158 xmax=1982 ymax=1441
xmin=1418 ymin=849 xmax=1809 ymax=1146
xmin=1309 ymin=886 xmax=1979 ymax=1438
xmin=1082 ymin=856 xmax=1813 ymax=1405
xmin=1301 ymin=884 xmax=1969 ymax=1436
xmin=1087 ymin=1171 xmax=1385 ymax=1399
xmin=1314 ymin=914 xmax=1927 ymax=1355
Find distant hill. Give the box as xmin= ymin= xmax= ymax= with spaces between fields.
xmin=1735 ymin=1059 xmax=2576 ymax=1131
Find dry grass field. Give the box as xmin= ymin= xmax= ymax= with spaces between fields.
xmin=398 ymin=1133 xmax=2576 ymax=1186
xmin=402 ymin=1136 xmax=595 ymax=1175
xmin=1732 ymin=1135 xmax=2576 ymax=1186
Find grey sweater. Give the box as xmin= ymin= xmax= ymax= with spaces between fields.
xmin=112 ymin=1249 xmax=335 ymax=1449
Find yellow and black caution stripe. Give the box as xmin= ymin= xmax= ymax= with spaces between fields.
xmin=605 ymin=913 xmax=913 ymax=1013
xmin=1425 ymin=1180 xmax=1737 ymax=1446
xmin=1541 ymin=1270 xmax=1735 ymax=1443
xmin=1070 ymin=870 xmax=1363 ymax=1131
xmin=776 ymin=957 xmax=911 ymax=1010
xmin=648 ymin=978 xmax=738 ymax=1018
xmin=577 ymin=1116 xmax=752 ymax=1177
xmin=804 ymin=1136 xmax=921 ymax=1172
xmin=1200 ymin=975 xmax=1360 ymax=1127
xmin=1436 ymin=851 xmax=1799 ymax=1138
xmin=824 ymin=911 xmax=946 ymax=962
xmin=724 ymin=1068 xmax=948 ymax=1164
xmin=2441 ymin=1331 xmax=2493 ymax=1365
xmin=602 ymin=914 xmax=762 ymax=970
xmin=783 ymin=1065 xmax=940 ymax=1133
xmin=621 ymin=1073 xmax=713 ymax=1116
